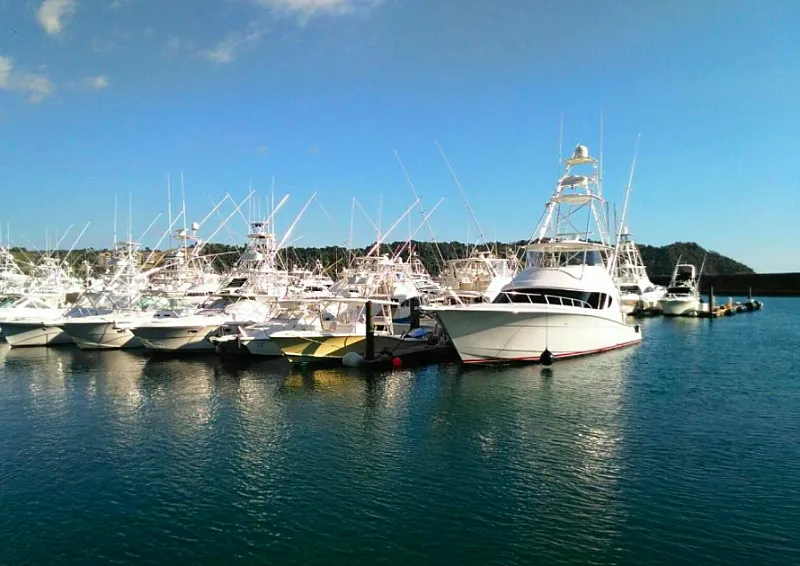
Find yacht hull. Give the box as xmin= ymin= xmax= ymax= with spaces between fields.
xmin=2 ymin=322 xmax=73 ymax=347
xmin=659 ymin=297 xmax=699 ymax=317
xmin=131 ymin=325 xmax=220 ymax=351
xmin=270 ymin=333 xmax=419 ymax=364
xmin=620 ymin=290 xmax=666 ymax=315
xmin=60 ymin=320 xmax=142 ymax=350
xmin=241 ymin=337 xmax=283 ymax=357
xmin=434 ymin=308 xmax=641 ymax=363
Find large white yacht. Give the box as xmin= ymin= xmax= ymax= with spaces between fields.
xmin=658 ymin=262 xmax=701 ymax=316
xmin=614 ymin=228 xmax=665 ymax=314
xmin=427 ymin=144 xmax=642 ymax=364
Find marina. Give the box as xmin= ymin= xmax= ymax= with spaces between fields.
xmin=2 ymin=0 xmax=797 ymax=564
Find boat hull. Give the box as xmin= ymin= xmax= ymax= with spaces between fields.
xmin=131 ymin=325 xmax=220 ymax=351
xmin=434 ymin=308 xmax=641 ymax=363
xmin=241 ymin=337 xmax=283 ymax=357
xmin=659 ymin=297 xmax=699 ymax=316
xmin=60 ymin=320 xmax=142 ymax=350
xmin=270 ymin=333 xmax=422 ymax=364
xmin=2 ymin=322 xmax=73 ymax=347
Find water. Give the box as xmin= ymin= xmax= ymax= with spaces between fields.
xmin=1 ymin=299 xmax=799 ymax=565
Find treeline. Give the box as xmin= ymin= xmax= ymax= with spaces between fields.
xmin=7 ymin=239 xmax=755 ymax=277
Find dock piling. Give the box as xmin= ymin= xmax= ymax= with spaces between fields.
xmin=708 ymin=285 xmax=714 ymax=316
xmin=365 ymin=300 xmax=375 ymax=361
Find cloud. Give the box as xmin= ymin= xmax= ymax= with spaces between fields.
xmin=37 ymin=0 xmax=77 ymax=36
xmin=201 ymin=29 xmax=265 ymax=64
xmin=256 ymin=145 xmax=269 ymax=154
xmin=251 ymin=0 xmax=362 ymax=15
xmin=82 ymin=75 xmax=109 ymax=90
xmin=0 ymin=56 xmax=54 ymax=102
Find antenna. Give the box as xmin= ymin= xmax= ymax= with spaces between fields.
xmin=348 ymin=197 xmax=355 ymax=251
xmin=181 ymin=171 xmax=187 ymax=246
xmin=377 ymin=194 xmax=383 ymax=245
xmin=113 ymin=194 xmax=118 ymax=250
xmin=435 ymin=140 xmax=487 ymax=248
xmin=599 ymin=107 xmax=605 ymax=196
xmin=558 ymin=111 xmax=564 ymax=168
xmin=128 ymin=192 xmax=133 ymax=244
xmin=167 ymin=173 xmax=173 ymax=236
xmin=393 ymin=149 xmax=446 ymax=269
xmin=365 ymin=198 xmax=420 ymax=257
xmin=271 ymin=176 xmax=275 ymax=234
xmin=608 ymin=134 xmax=641 ymax=275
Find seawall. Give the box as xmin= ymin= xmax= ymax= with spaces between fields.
xmin=651 ymin=273 xmax=800 ymax=296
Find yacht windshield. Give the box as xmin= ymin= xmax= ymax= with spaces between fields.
xmin=668 ymin=286 xmax=692 ymax=294
xmin=526 ymin=249 xmax=605 ymax=269
xmin=493 ymin=288 xmax=611 ymax=309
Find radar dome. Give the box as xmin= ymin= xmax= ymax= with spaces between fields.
xmin=573 ymin=144 xmax=589 ymax=159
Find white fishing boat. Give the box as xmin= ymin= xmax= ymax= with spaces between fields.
xmin=58 ymin=223 xmax=221 ymax=350
xmin=269 ymin=297 xmax=430 ymax=364
xmin=426 ymin=144 xmax=642 ymax=364
xmin=131 ymin=206 xmax=296 ymax=352
xmin=614 ymin=228 xmax=665 ymax=314
xmin=0 ymin=246 xmax=28 ymax=299
xmin=658 ymin=262 xmax=701 ymax=316
xmin=0 ymin=294 xmax=76 ymax=346
xmin=438 ymin=250 xmax=518 ymax=304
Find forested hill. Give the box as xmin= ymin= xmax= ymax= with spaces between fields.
xmin=279 ymin=240 xmax=755 ymax=277
xmin=9 ymin=240 xmax=754 ymax=277
xmin=637 ymin=242 xmax=754 ymax=276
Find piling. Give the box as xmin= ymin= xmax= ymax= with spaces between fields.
xmin=708 ymin=285 xmax=714 ymax=316
xmin=365 ymin=300 xmax=375 ymax=361
xmin=409 ymin=297 xmax=421 ymax=330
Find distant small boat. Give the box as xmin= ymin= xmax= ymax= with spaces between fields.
xmin=658 ymin=262 xmax=701 ymax=316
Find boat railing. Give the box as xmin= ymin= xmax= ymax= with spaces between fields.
xmin=500 ymin=291 xmax=592 ymax=309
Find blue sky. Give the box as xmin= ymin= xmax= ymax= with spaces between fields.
xmin=0 ymin=0 xmax=798 ymax=272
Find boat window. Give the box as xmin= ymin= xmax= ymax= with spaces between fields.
xmin=667 ymin=286 xmax=692 ymax=294
xmin=224 ymin=277 xmax=248 ymax=289
xmin=493 ymin=288 xmax=609 ymax=309
xmin=619 ymin=285 xmax=641 ymax=294
xmin=526 ymin=249 xmax=606 ymax=269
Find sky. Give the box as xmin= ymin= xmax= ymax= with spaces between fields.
xmin=0 ymin=0 xmax=798 ymax=272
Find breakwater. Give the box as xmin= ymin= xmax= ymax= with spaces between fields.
xmin=651 ymin=272 xmax=800 ymax=296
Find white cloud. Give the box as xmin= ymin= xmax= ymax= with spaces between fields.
xmin=201 ymin=29 xmax=264 ymax=64
xmin=251 ymin=0 xmax=357 ymax=14
xmin=82 ymin=75 xmax=109 ymax=90
xmin=37 ymin=0 xmax=77 ymax=36
xmin=0 ymin=56 xmax=54 ymax=103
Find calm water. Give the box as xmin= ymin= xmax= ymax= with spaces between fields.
xmin=1 ymin=299 xmax=799 ymax=565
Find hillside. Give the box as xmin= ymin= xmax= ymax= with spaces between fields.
xmin=637 ymin=241 xmax=754 ymax=277
xmin=7 ymin=240 xmax=754 ymax=277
